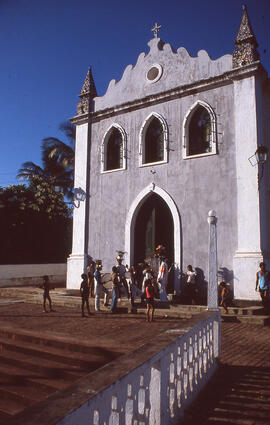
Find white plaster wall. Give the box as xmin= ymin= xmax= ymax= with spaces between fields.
xmin=67 ymin=123 xmax=89 ymax=290
xmin=71 ymin=123 xmax=89 ymax=255
xmin=87 ymin=84 xmax=238 ymax=293
xmin=234 ymin=76 xmax=261 ymax=253
xmin=0 ymin=264 xmax=66 ymax=287
xmin=233 ymin=75 xmax=265 ymax=300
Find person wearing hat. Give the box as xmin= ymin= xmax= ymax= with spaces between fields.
xmin=116 ymin=255 xmax=129 ymax=299
xmin=157 ymin=256 xmax=168 ymax=302
xmin=94 ymin=263 xmax=109 ymax=311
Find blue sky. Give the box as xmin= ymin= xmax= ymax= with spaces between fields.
xmin=0 ymin=0 xmax=269 ymax=187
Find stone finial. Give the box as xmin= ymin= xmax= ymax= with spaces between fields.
xmin=232 ymin=5 xmax=260 ymax=68
xmin=77 ymin=68 xmax=97 ymax=115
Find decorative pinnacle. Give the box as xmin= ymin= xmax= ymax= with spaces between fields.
xmin=77 ymin=67 xmax=97 ymax=115
xmin=235 ymin=5 xmax=258 ymax=47
xmin=232 ymin=5 xmax=260 ymax=68
xmin=151 ymin=22 xmax=161 ymax=38
xmin=79 ymin=67 xmax=97 ymax=99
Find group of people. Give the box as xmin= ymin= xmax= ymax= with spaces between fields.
xmin=79 ymin=255 xmax=170 ymax=321
xmin=40 ymin=260 xmax=270 ymax=318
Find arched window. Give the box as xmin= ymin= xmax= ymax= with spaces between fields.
xmin=139 ymin=113 xmax=168 ymax=166
xmin=183 ymin=101 xmax=217 ymax=158
xmin=101 ymin=124 xmax=127 ymax=173
xmin=106 ymin=128 xmax=123 ymax=171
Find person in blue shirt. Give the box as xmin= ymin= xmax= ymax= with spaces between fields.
xmin=255 ymin=262 xmax=269 ymax=309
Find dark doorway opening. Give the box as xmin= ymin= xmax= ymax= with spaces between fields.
xmin=134 ymin=193 xmax=174 ymax=291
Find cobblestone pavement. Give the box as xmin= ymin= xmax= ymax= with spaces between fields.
xmin=181 ymin=322 xmax=270 ymax=425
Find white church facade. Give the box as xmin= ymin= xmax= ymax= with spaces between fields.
xmin=67 ymin=7 xmax=270 ymax=301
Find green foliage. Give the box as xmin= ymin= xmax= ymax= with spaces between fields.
xmin=17 ymin=121 xmax=75 ymax=200
xmin=0 ymin=181 xmax=72 ymax=264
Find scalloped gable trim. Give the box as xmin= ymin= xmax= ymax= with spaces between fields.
xmin=94 ymin=38 xmax=232 ymax=111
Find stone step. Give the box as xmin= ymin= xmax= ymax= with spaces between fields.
xmin=0 ymin=392 xmax=28 ymax=417
xmin=0 ymin=388 xmax=34 ymax=409
xmin=0 ymin=325 xmax=115 ymax=356
xmin=0 ymin=363 xmax=67 ymax=392
xmin=221 ymin=314 xmax=270 ymax=326
xmin=0 ymin=335 xmax=99 ymax=370
xmin=0 ymin=409 xmax=12 ymax=424
xmin=0 ymin=349 xmax=84 ymax=381
xmin=0 ymin=367 xmax=57 ymax=399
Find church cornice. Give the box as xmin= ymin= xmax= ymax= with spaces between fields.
xmin=70 ymin=62 xmax=267 ymax=125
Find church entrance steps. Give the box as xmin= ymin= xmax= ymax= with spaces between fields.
xmin=0 ymin=286 xmax=269 ymax=324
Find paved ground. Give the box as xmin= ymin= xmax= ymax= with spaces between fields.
xmin=0 ymin=302 xmax=186 ymax=352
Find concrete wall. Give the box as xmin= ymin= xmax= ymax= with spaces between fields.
xmin=0 ymin=264 xmax=66 ymax=288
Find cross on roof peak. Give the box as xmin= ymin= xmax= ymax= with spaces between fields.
xmin=151 ymin=22 xmax=162 ymax=38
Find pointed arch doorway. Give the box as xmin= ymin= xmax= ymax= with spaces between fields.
xmin=125 ymin=185 xmax=181 ymax=293
xmin=134 ymin=193 xmax=173 ymax=263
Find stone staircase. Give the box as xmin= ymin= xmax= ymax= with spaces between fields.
xmin=179 ymin=364 xmax=270 ymax=425
xmin=0 ymin=326 xmax=121 ymax=423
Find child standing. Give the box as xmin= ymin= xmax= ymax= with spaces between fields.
xmin=219 ymin=281 xmax=230 ymax=314
xmin=80 ymin=273 xmax=91 ymax=317
xmin=41 ymin=275 xmax=54 ymax=313
xmin=145 ymin=279 xmax=155 ymax=322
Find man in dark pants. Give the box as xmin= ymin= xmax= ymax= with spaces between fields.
xmin=80 ymin=273 xmax=91 ymax=317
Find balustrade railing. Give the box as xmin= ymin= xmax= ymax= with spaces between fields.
xmin=57 ymin=311 xmax=220 ymax=425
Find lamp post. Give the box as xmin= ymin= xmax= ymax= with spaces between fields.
xmin=248 ymin=146 xmax=268 ymax=189
xmin=207 ymin=210 xmax=218 ymax=311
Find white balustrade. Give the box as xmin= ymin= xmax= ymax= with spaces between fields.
xmin=58 ymin=311 xmax=220 ymax=425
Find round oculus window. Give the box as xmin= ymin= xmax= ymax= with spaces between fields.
xmin=146 ymin=64 xmax=163 ymax=83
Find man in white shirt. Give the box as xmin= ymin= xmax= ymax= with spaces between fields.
xmin=157 ymin=257 xmax=168 ymax=302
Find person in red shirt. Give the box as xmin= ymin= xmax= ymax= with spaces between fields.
xmin=145 ymin=279 xmax=155 ymax=322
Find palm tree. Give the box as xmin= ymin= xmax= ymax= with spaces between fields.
xmin=17 ymin=122 xmax=75 ymax=200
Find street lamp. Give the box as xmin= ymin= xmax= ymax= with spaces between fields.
xmin=73 ymin=187 xmax=86 ymax=208
xmin=248 ymin=146 xmax=268 ymax=188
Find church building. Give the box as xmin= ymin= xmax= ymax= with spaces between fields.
xmin=67 ymin=7 xmax=270 ymax=302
